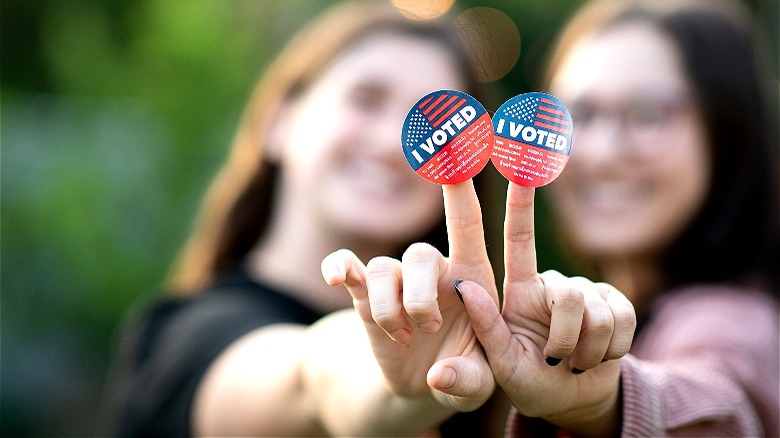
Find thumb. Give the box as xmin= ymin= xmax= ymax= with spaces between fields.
xmin=427 ymin=355 xmax=495 ymax=412
xmin=456 ymin=280 xmax=516 ymax=371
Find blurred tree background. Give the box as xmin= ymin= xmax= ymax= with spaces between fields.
xmin=1 ymin=0 xmax=776 ymax=435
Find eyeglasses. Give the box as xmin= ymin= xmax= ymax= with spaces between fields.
xmin=568 ymin=92 xmax=695 ymax=160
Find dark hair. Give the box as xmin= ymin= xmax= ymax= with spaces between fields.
xmin=543 ymin=0 xmax=779 ymax=297
xmin=649 ymin=3 xmax=779 ymax=296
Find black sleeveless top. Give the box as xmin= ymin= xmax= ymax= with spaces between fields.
xmin=101 ymin=268 xmax=507 ymax=437
xmin=101 ymin=269 xmax=322 ymax=437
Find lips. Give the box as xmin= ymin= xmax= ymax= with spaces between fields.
xmin=338 ymin=155 xmax=414 ymax=202
xmin=572 ymin=179 xmax=649 ymax=217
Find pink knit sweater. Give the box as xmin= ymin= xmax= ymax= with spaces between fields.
xmin=506 ymin=285 xmax=779 ymax=437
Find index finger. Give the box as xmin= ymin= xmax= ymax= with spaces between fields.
xmin=442 ymin=179 xmax=489 ymax=266
xmin=504 ymin=182 xmax=537 ymax=282
xmin=321 ymin=249 xmax=368 ymax=300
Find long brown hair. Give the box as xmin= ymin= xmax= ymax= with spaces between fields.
xmin=166 ymin=0 xmax=495 ymax=295
xmin=541 ymin=0 xmax=780 ymax=297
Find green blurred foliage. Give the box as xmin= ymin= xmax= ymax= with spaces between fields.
xmin=1 ymin=0 xmax=776 ymax=436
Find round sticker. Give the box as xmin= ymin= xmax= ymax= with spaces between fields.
xmin=490 ymin=92 xmax=573 ymax=187
xmin=402 ymin=89 xmax=494 ymax=184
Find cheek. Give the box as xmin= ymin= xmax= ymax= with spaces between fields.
xmin=283 ymin=104 xmax=360 ymax=170
xmin=546 ymin=134 xmax=712 ymax=257
xmin=659 ymin=135 xmax=711 ymax=232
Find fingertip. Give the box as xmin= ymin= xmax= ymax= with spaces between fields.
xmin=418 ymin=319 xmax=442 ymax=334
xmin=427 ymin=357 xmax=495 ymax=412
xmin=427 ymin=364 xmax=457 ymax=391
xmin=320 ymin=256 xmax=345 ymax=286
xmin=388 ymin=328 xmax=412 ymax=344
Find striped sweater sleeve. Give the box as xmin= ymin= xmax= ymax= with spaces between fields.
xmin=505 ymin=287 xmax=778 ymax=437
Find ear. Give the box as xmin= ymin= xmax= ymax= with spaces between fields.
xmin=262 ymin=99 xmax=293 ymax=163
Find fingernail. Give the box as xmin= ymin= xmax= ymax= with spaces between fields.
xmin=389 ymin=329 xmax=411 ymax=344
xmin=545 ymin=356 xmax=562 ymax=366
xmin=438 ymin=366 xmax=457 ymax=389
xmin=454 ymin=279 xmax=464 ymax=304
xmin=572 ymin=368 xmax=585 ymax=375
xmin=419 ymin=320 xmax=441 ymax=334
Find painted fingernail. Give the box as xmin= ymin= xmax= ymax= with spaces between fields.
xmin=545 ymin=356 xmax=562 ymax=366
xmin=454 ymin=279 xmax=465 ymax=304
xmin=572 ymin=368 xmax=585 ymax=375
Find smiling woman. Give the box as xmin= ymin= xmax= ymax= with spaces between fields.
xmin=532 ymin=0 xmax=779 ymax=435
xmin=549 ymin=21 xmax=712 ymax=265
xmin=99 ymin=1 xmax=508 ymax=436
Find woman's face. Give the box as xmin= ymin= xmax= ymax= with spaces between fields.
xmin=547 ymin=22 xmax=711 ymax=261
xmin=275 ymin=32 xmax=462 ymax=244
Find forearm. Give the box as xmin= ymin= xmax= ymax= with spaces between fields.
xmin=541 ymin=376 xmax=621 ymax=438
xmin=302 ymin=310 xmax=455 ymax=436
xmin=191 ymin=325 xmax=324 ymax=436
xmin=619 ymin=354 xmax=763 ymax=436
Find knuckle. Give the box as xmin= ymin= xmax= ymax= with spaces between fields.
xmin=403 ymin=300 xmax=436 ymax=320
xmin=505 ymin=229 xmax=534 ymax=245
xmin=609 ymin=339 xmax=633 ymax=357
xmin=586 ymin=310 xmax=614 ymax=336
xmin=448 ymin=211 xmax=484 ymax=232
xmin=366 ymin=255 xmax=399 ymax=272
xmin=540 ymin=269 xmax=564 ymax=278
xmin=613 ymin=307 xmax=637 ymax=331
xmin=554 ymin=286 xmax=585 ymax=309
xmin=333 ymin=248 xmax=355 ymax=260
xmin=402 ymin=242 xmax=438 ymax=265
xmin=366 ymin=269 xmax=398 ymax=288
xmin=571 ymin=276 xmax=592 ymax=285
xmin=551 ymin=335 xmax=579 ymax=353
xmin=371 ymin=305 xmax=400 ymax=328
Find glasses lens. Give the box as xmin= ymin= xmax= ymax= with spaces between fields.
xmin=568 ymin=94 xmax=691 ymax=160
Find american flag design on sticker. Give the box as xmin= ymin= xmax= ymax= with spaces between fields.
xmin=402 ymin=89 xmax=493 ymax=184
xmin=403 ymin=91 xmax=469 ymax=167
xmin=491 ymin=92 xmax=574 ymax=187
xmin=502 ymin=95 xmax=572 ymax=138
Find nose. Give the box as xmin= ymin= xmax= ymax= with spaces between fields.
xmin=572 ymin=117 xmax=625 ymax=168
xmin=371 ymin=106 xmax=408 ymax=163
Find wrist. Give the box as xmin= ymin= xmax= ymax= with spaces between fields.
xmin=542 ymin=366 xmax=622 ymax=437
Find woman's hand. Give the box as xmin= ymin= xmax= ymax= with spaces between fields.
xmin=458 ymin=183 xmax=637 ymax=436
xmin=321 ymin=180 xmax=498 ymax=412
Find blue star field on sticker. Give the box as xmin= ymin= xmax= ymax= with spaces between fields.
xmin=503 ymin=96 xmax=541 ymax=124
xmin=405 ymin=111 xmax=432 ymax=150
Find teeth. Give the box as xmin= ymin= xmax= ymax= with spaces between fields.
xmin=578 ymin=181 xmax=645 ymax=211
xmin=582 ymin=182 xmax=640 ymax=199
xmin=343 ymin=157 xmax=405 ymax=196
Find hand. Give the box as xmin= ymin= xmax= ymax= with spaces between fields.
xmin=321 ymin=180 xmax=498 ymax=412
xmin=457 ymin=183 xmax=637 ymax=436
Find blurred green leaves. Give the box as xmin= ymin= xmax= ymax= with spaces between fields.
xmin=1 ymin=0 xmax=775 ymax=435
xmin=2 ymin=1 xmax=325 ymax=434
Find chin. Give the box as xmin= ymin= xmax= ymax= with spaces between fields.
xmin=334 ymin=215 xmax=438 ymax=245
xmin=572 ymin=234 xmax=657 ymax=260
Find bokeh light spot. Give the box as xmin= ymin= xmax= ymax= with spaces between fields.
xmin=391 ymin=0 xmax=455 ymax=20
xmin=454 ymin=7 xmax=521 ymax=83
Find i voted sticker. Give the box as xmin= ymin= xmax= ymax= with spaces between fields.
xmin=491 ymin=92 xmax=573 ymax=187
xmin=402 ymin=89 xmax=494 ymax=184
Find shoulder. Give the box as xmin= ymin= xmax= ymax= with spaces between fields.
xmin=163 ymin=273 xmax=322 ymax=336
xmin=636 ymin=284 xmax=778 ymax=356
xmin=101 ymin=272 xmax=326 ymax=435
xmin=114 ymin=270 xmax=326 ymax=382
xmin=652 ymin=284 xmax=778 ymax=325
